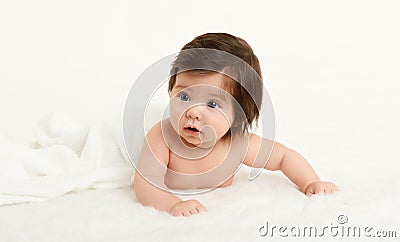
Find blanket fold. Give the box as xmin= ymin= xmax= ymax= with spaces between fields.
xmin=0 ymin=112 xmax=133 ymax=206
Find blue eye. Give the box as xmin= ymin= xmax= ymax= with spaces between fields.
xmin=178 ymin=92 xmax=190 ymax=101
xmin=207 ymin=100 xmax=220 ymax=109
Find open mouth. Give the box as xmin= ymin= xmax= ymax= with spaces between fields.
xmin=183 ymin=126 xmax=201 ymax=135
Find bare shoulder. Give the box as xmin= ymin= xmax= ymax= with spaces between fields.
xmin=146 ymin=120 xmax=163 ymax=142
xmin=146 ymin=119 xmax=172 ymax=142
xmin=242 ymin=133 xmax=263 ymax=166
xmin=143 ymin=120 xmax=170 ymax=165
xmin=242 ymin=133 xmax=287 ymax=170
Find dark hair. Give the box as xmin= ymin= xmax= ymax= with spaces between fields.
xmin=168 ymin=33 xmax=263 ymax=140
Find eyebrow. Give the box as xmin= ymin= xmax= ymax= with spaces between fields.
xmin=174 ymin=84 xmax=229 ymax=102
xmin=207 ymin=90 xmax=228 ymax=102
xmin=221 ymin=90 xmax=230 ymax=100
xmin=174 ymin=84 xmax=188 ymax=90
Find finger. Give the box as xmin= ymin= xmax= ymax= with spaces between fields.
xmin=190 ymin=208 xmax=199 ymax=215
xmin=183 ymin=210 xmax=191 ymax=217
xmin=197 ymin=204 xmax=207 ymax=212
xmin=174 ymin=209 xmax=185 ymax=216
xmin=172 ymin=211 xmax=183 ymax=217
xmin=196 ymin=206 xmax=206 ymax=213
xmin=332 ymin=186 xmax=340 ymax=193
xmin=326 ymin=184 xmax=335 ymax=192
xmin=306 ymin=188 xmax=313 ymax=196
xmin=316 ymin=187 xmax=324 ymax=195
xmin=170 ymin=209 xmax=181 ymax=217
xmin=324 ymin=188 xmax=332 ymax=195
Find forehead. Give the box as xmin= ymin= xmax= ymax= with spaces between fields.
xmin=175 ymin=71 xmax=230 ymax=90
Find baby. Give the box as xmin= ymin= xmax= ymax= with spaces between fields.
xmin=133 ymin=33 xmax=338 ymax=217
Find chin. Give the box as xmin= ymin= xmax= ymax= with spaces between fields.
xmin=181 ymin=136 xmax=201 ymax=146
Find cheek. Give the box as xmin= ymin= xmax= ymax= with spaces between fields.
xmin=212 ymin=110 xmax=233 ymax=130
xmin=169 ymin=100 xmax=187 ymax=126
xmin=220 ymin=107 xmax=235 ymax=125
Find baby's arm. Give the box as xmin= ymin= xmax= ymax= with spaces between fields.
xmin=243 ymin=134 xmax=338 ymax=195
xmin=133 ymin=122 xmax=206 ymax=216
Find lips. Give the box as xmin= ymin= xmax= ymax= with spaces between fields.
xmin=183 ymin=125 xmax=201 ymax=136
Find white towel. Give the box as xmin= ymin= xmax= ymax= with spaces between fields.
xmin=0 ymin=112 xmax=133 ymax=205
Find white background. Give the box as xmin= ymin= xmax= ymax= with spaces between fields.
xmin=1 ymin=0 xmax=400 ymax=175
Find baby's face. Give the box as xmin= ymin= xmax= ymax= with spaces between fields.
xmin=169 ymin=71 xmax=235 ymax=147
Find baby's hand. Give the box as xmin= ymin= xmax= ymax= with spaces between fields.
xmin=169 ymin=199 xmax=207 ymax=216
xmin=304 ymin=181 xmax=338 ymax=196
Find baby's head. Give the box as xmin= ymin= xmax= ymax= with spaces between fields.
xmin=168 ymin=33 xmax=263 ymax=145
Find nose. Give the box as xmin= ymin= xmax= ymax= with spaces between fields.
xmin=186 ymin=105 xmax=204 ymax=120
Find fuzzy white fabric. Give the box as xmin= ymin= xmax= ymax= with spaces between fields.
xmin=0 ymin=165 xmax=399 ymax=242
xmin=0 ymin=112 xmax=133 ymax=205
xmin=0 ymin=112 xmax=399 ymax=241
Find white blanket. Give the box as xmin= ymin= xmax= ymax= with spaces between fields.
xmin=1 ymin=113 xmax=399 ymax=241
xmin=0 ymin=112 xmax=133 ymax=205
